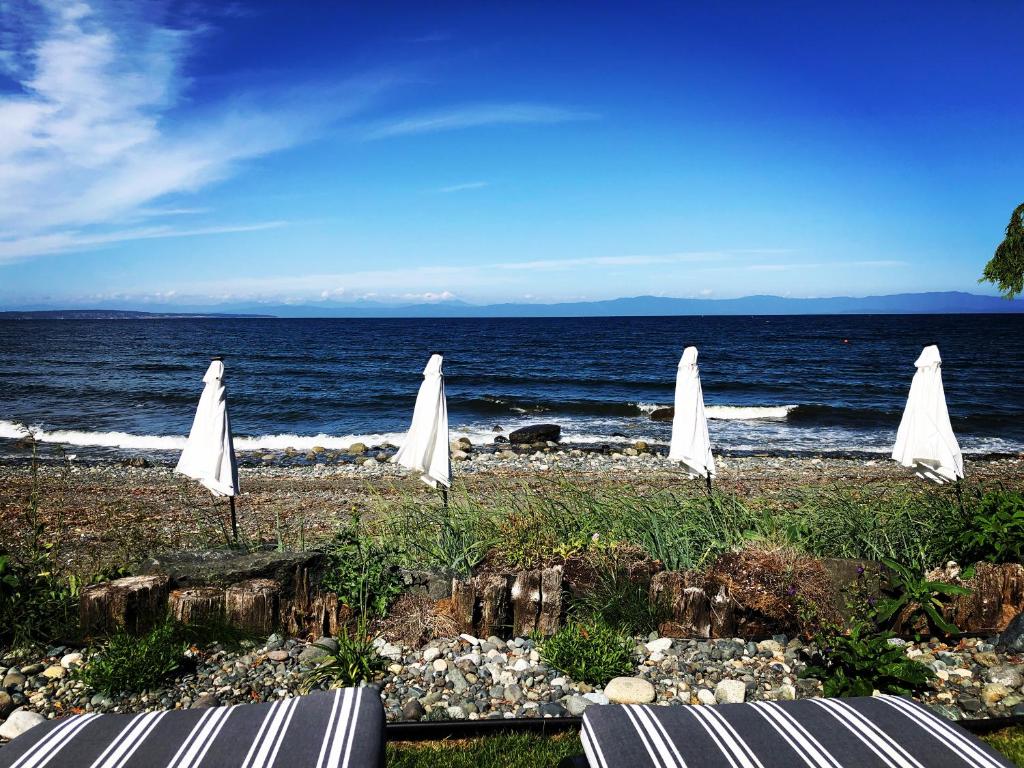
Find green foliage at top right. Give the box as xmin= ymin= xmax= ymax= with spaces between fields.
xmin=952 ymin=489 xmax=1024 ymax=566
xmin=981 ymin=202 xmax=1024 ymax=298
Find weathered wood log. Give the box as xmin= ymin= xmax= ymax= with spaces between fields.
xmin=80 ymin=575 xmax=170 ymax=636
xmin=478 ymin=574 xmax=512 ymax=637
xmin=511 ymin=567 xmax=563 ymax=636
xmin=169 ymin=587 xmax=225 ymax=626
xmin=948 ymin=563 xmax=1024 ymax=632
xmin=450 ymin=578 xmax=477 ymax=634
xmin=225 ymin=578 xmax=280 ymax=633
xmin=651 ymin=571 xmax=736 ymax=638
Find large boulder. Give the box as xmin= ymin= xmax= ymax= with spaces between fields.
xmin=508 ymin=424 xmax=561 ymax=444
xmin=136 ymin=549 xmax=326 ymax=592
xmin=604 ymin=677 xmax=655 ymax=704
xmin=649 ymin=407 xmax=674 ymax=422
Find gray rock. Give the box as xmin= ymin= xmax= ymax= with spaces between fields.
xmin=0 ymin=709 xmax=45 ymax=740
xmin=401 ymin=700 xmax=426 ymax=721
xmin=604 ymin=677 xmax=656 ymax=704
xmin=999 ymin=611 xmax=1024 ymax=651
xmin=987 ymin=666 xmax=1024 ymax=689
xmin=0 ymin=691 xmax=13 ymax=717
xmin=508 ymin=424 xmax=561 ymax=445
xmin=2 ymin=671 xmax=26 ymax=690
xmin=715 ymin=679 xmax=746 ymax=704
xmin=564 ymin=695 xmax=593 ymax=715
xmin=504 ymin=684 xmax=524 ymax=703
xmin=192 ymin=693 xmax=220 ymax=709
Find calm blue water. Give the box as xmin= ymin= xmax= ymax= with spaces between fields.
xmin=1 ymin=315 xmax=1022 ymax=459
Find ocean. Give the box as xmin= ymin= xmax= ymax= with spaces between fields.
xmin=1 ymin=314 xmax=1022 ymax=461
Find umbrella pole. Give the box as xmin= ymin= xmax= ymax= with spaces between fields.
xmin=229 ymin=496 xmax=238 ymax=544
xmin=441 ymin=487 xmax=449 ymax=509
xmin=954 ymin=477 xmax=966 ymax=519
xmin=705 ymin=472 xmax=713 ymax=496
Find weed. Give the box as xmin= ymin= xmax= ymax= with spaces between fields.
xmin=539 ymin=620 xmax=635 ymax=686
xmin=77 ymin=616 xmax=190 ymax=694
xmin=875 ymin=559 xmax=971 ymax=636
xmin=952 ymin=489 xmax=1024 ymax=565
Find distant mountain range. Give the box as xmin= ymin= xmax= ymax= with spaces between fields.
xmin=2 ymin=291 xmax=1022 ymax=319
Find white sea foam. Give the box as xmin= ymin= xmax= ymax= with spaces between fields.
xmin=633 ymin=403 xmax=796 ymax=420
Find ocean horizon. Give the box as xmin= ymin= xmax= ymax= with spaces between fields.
xmin=2 ymin=313 xmax=1022 ymax=461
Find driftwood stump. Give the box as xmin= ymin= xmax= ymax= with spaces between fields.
xmin=80 ymin=575 xmax=170 ymax=636
xmin=949 ymin=563 xmax=1024 ymax=632
xmin=651 ymin=571 xmax=736 ymax=638
xmin=511 ymin=567 xmax=563 ymax=636
xmin=281 ymin=565 xmax=349 ymax=639
xmin=449 ymin=574 xmax=513 ymax=637
xmin=169 ymin=587 xmax=225 ymax=626
xmin=225 ymin=579 xmax=280 ymax=633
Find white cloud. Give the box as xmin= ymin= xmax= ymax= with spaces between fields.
xmin=435 ymin=181 xmax=490 ymax=193
xmin=364 ymin=102 xmax=598 ymax=140
xmin=0 ymin=1 xmax=387 ymax=264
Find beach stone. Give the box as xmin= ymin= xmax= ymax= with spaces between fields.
xmin=649 ymin=407 xmax=674 ymax=422
xmin=267 ymin=650 xmax=290 ymax=663
xmin=348 ymin=443 xmax=368 ymax=455
xmin=999 ymin=610 xmax=1024 ymax=650
xmin=191 ymin=693 xmax=220 ymax=709
xmin=646 ymin=637 xmax=673 ymax=654
xmin=715 ymin=679 xmax=746 ymax=704
xmin=982 ymin=683 xmax=1011 ymax=707
xmin=0 ymin=710 xmax=45 ymax=740
xmin=422 ymin=647 xmax=441 ymax=663
xmin=583 ymin=692 xmax=610 ymax=705
xmin=0 ymin=691 xmax=13 ymax=717
xmin=2 ymin=671 xmax=26 ymax=689
xmin=41 ymin=665 xmax=65 ymax=680
xmin=564 ymin=695 xmax=593 ymax=715
xmin=697 ymin=689 xmax=717 ymax=706
xmin=604 ymin=677 xmax=656 ymax=704
xmin=432 ymin=659 xmax=448 ymax=673
xmin=402 ymin=700 xmax=425 ymax=721
xmin=987 ymin=666 xmax=1024 ymax=689
xmin=60 ymin=653 xmax=83 ymax=669
xmin=508 ymin=424 xmax=561 ymax=445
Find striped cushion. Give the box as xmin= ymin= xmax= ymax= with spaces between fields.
xmin=581 ymin=695 xmax=1014 ymax=768
xmin=0 ymin=688 xmax=384 ymax=768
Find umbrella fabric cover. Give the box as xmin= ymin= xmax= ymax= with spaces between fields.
xmin=392 ymin=354 xmax=451 ymax=488
xmin=175 ymin=360 xmax=239 ymax=496
xmin=668 ymin=346 xmax=716 ymax=478
xmin=892 ymin=344 xmax=963 ymax=484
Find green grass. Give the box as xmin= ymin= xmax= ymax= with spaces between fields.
xmin=985 ymin=728 xmax=1024 ymax=767
xmin=387 ymin=733 xmax=581 ymax=768
xmin=385 ymin=728 xmax=1024 ymax=768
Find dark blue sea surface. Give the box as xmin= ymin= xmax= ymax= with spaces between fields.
xmin=0 ymin=315 xmax=1022 ymax=458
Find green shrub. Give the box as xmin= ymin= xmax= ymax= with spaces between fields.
xmin=952 ymin=489 xmax=1024 ymax=565
xmin=301 ymin=622 xmax=386 ymax=692
xmin=323 ymin=515 xmax=404 ymax=617
xmin=801 ymin=620 xmax=933 ymax=698
xmin=77 ymin=617 xmax=190 ymax=694
xmin=569 ymin=562 xmax=669 ymax=636
xmin=539 ymin=620 xmax=634 ymax=686
xmin=875 ymin=559 xmax=970 ymax=637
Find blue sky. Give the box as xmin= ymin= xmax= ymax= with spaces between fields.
xmin=0 ymin=0 xmax=1021 ymax=308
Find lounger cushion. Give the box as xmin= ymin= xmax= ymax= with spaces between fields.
xmin=581 ymin=694 xmax=1013 ymax=768
xmin=0 ymin=688 xmax=384 ymax=768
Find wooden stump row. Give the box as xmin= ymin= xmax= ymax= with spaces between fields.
xmin=449 ymin=567 xmax=564 ymax=638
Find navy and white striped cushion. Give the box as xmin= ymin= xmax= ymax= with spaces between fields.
xmin=0 ymin=688 xmax=384 ymax=768
xmin=581 ymin=695 xmax=1014 ymax=768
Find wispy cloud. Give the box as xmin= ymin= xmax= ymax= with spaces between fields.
xmin=435 ymin=181 xmax=490 ymax=193
xmin=364 ymin=102 xmax=598 ymax=140
xmin=493 ymin=252 xmax=727 ymax=271
xmin=0 ymin=221 xmax=286 ymax=261
xmin=0 ymin=1 xmax=388 ymax=264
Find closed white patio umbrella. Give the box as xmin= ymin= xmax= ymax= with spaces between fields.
xmin=668 ymin=346 xmax=716 ymax=485
xmin=175 ymin=357 xmax=240 ymax=540
xmin=392 ymin=352 xmax=451 ymax=495
xmin=892 ymin=344 xmax=963 ymax=484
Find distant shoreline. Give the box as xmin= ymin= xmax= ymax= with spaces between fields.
xmin=2 ymin=291 xmax=1023 ymax=318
